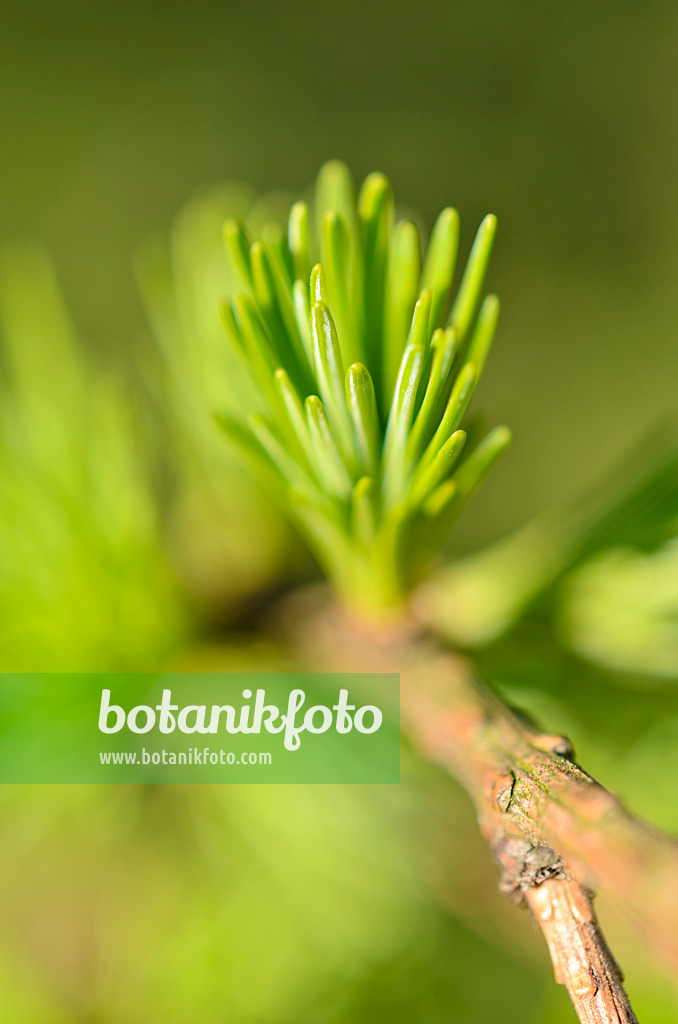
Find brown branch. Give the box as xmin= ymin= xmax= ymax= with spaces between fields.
xmin=525 ymin=878 xmax=636 ymax=1023
xmin=401 ymin=646 xmax=678 ymax=980
xmin=284 ymin=596 xmax=678 ymax=1021
xmin=400 ymin=658 xmax=644 ymax=1022
xmin=492 ymin=834 xmax=637 ymax=1022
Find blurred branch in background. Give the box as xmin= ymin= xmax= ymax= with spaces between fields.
xmin=420 ymin=426 xmax=678 ymax=675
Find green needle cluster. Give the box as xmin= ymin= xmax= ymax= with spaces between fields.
xmin=217 ymin=161 xmax=510 ymax=615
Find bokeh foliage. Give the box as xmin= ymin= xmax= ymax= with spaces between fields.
xmin=0 ymin=245 xmax=184 ymax=671
xmin=1 ymin=2 xmax=678 ymax=1021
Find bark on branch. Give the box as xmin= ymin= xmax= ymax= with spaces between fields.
xmin=525 ymin=877 xmax=634 ymax=1023
xmin=288 ymin=599 xmax=678 ymax=1022
xmin=401 ymin=646 xmax=678 ymax=981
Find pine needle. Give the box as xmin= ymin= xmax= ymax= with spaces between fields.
xmin=215 ymin=162 xmax=508 ymax=613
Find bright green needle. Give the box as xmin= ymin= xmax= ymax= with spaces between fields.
xmin=217 ymin=165 xmax=506 ymax=613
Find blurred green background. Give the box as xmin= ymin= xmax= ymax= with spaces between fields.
xmin=1 ymin=1 xmax=678 ymax=1020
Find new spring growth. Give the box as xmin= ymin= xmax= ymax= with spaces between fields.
xmin=217 ymin=161 xmax=511 ymax=612
xmin=99 ymin=688 xmax=382 ymax=751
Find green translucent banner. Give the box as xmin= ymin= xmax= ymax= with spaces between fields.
xmin=0 ymin=672 xmax=400 ymax=784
